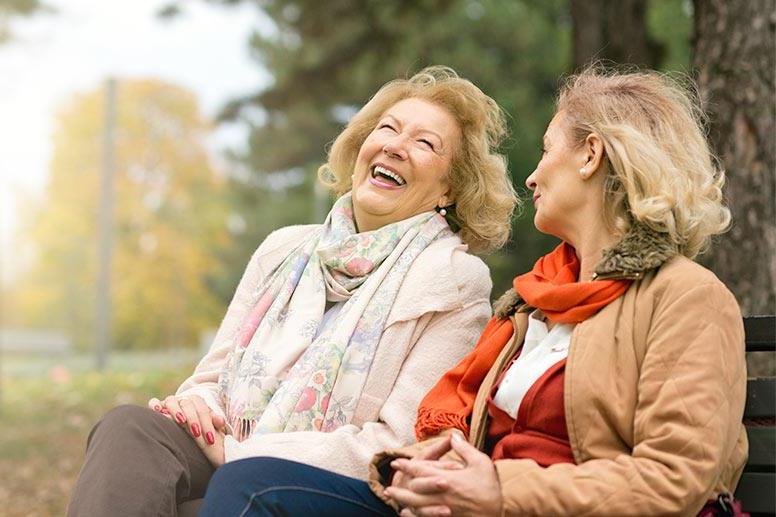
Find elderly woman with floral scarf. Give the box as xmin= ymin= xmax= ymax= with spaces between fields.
xmin=66 ymin=67 xmax=517 ymax=517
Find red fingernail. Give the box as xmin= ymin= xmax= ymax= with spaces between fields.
xmin=176 ymin=412 xmax=186 ymax=424
xmin=191 ymin=423 xmax=201 ymax=437
xmin=160 ymin=408 xmax=170 ymax=415
xmin=205 ymin=432 xmax=215 ymax=445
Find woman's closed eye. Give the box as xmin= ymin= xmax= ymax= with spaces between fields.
xmin=419 ymin=138 xmax=435 ymax=150
xmin=379 ymin=123 xmax=397 ymax=132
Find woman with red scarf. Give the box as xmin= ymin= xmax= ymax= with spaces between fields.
xmin=199 ymin=67 xmax=747 ymax=516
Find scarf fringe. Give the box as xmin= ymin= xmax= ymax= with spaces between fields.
xmin=231 ymin=416 xmax=257 ymax=442
xmin=415 ymin=407 xmax=469 ymax=441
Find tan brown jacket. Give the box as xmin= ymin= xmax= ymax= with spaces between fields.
xmin=369 ymin=224 xmax=747 ymax=516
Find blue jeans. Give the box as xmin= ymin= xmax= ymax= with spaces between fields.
xmin=199 ymin=457 xmax=396 ymax=516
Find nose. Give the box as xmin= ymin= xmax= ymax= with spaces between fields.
xmin=383 ymin=137 xmax=408 ymax=160
xmin=525 ymin=170 xmax=537 ymax=190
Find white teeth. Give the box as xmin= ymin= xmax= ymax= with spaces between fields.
xmin=373 ymin=165 xmax=406 ymax=185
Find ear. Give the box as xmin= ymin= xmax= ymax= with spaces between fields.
xmin=438 ymin=183 xmax=455 ymax=207
xmin=579 ymin=133 xmax=605 ymax=180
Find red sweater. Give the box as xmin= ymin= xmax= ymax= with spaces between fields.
xmin=485 ymin=356 xmax=575 ymax=466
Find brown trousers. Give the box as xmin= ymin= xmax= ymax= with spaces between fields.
xmin=67 ymin=404 xmax=212 ymax=517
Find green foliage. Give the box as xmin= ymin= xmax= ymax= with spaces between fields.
xmin=648 ymin=0 xmax=693 ymax=72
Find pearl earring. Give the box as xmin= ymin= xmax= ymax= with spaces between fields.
xmin=579 ymin=167 xmax=587 ymax=175
xmin=439 ymin=208 xmax=447 ymax=216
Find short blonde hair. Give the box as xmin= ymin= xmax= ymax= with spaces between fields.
xmin=557 ymin=66 xmax=730 ymax=258
xmin=318 ymin=66 xmax=517 ymax=253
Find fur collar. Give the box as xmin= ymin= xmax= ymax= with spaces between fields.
xmin=493 ymin=222 xmax=678 ymax=319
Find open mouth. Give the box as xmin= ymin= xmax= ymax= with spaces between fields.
xmin=371 ymin=165 xmax=406 ymax=187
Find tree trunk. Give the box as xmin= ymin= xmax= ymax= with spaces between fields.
xmin=693 ymin=0 xmax=776 ymax=316
xmin=571 ymin=0 xmax=663 ymax=69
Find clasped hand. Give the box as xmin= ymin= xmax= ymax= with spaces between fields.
xmin=384 ymin=433 xmax=503 ymax=517
xmin=148 ymin=394 xmax=227 ymax=467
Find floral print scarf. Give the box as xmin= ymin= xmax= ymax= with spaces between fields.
xmin=219 ymin=193 xmax=451 ymax=440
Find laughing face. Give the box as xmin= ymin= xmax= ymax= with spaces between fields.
xmin=351 ymin=97 xmax=461 ymax=232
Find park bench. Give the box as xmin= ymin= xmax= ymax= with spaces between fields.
xmin=734 ymin=315 xmax=776 ymax=516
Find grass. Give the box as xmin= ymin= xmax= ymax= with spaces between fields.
xmin=0 ymin=352 xmax=197 ymax=516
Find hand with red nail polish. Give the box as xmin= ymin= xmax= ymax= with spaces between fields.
xmin=149 ymin=394 xmax=226 ymax=467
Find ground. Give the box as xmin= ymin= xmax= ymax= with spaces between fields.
xmin=0 ymin=351 xmax=198 ymax=516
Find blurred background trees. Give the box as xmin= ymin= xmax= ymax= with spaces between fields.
xmin=5 ymin=0 xmax=774 ymax=357
xmin=0 ymin=0 xmax=47 ymax=43
xmin=6 ymin=80 xmax=230 ymax=350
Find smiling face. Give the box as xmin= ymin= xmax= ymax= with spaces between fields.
xmin=525 ymin=112 xmax=598 ymax=243
xmin=351 ymin=97 xmax=461 ymax=232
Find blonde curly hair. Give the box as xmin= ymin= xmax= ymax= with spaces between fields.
xmin=556 ymin=66 xmax=731 ymax=258
xmin=318 ymin=66 xmax=518 ymax=254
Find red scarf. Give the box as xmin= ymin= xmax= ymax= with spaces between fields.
xmin=415 ymin=242 xmax=631 ymax=440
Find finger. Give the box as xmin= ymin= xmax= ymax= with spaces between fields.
xmin=147 ymin=397 xmax=163 ymax=412
xmin=163 ymin=395 xmax=187 ymax=426
xmin=435 ymin=461 xmax=464 ymax=470
xmin=408 ymin=476 xmax=448 ymax=495
xmin=392 ymin=459 xmax=450 ymax=479
xmin=450 ymin=432 xmax=484 ymax=465
xmin=416 ymin=505 xmax=452 ymax=517
xmin=405 ymin=459 xmax=461 ymax=472
xmin=417 ymin=436 xmax=453 ymax=461
xmin=177 ymin=397 xmax=204 ymax=440
xmin=384 ymin=486 xmax=437 ymax=510
xmin=190 ymin=397 xmax=216 ymax=445
xmin=399 ymin=508 xmax=416 ymax=517
xmin=211 ymin=412 xmax=227 ymax=433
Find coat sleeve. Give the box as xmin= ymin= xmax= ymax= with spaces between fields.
xmin=493 ymin=280 xmax=747 ymax=516
xmin=222 ymin=292 xmax=491 ymax=479
xmin=367 ymin=430 xmax=465 ymax=510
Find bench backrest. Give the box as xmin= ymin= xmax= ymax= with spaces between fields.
xmin=734 ymin=315 xmax=775 ymax=516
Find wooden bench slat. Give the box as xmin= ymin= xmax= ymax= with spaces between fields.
xmin=744 ymin=378 xmax=776 ymax=419
xmin=744 ymin=426 xmax=776 ymax=469
xmin=735 ymin=472 xmax=776 ymax=514
xmin=744 ymin=315 xmax=776 ymax=352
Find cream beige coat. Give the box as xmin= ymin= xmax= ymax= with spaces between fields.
xmin=176 ymin=224 xmax=492 ymax=479
xmin=371 ymin=224 xmax=747 ymax=516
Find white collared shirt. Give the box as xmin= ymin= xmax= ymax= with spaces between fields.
xmin=492 ymin=311 xmax=575 ymax=419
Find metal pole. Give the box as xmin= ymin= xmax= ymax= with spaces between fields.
xmin=95 ymin=78 xmax=117 ymax=371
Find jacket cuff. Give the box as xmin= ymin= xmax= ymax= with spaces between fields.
xmin=366 ymin=430 xmax=460 ymax=510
